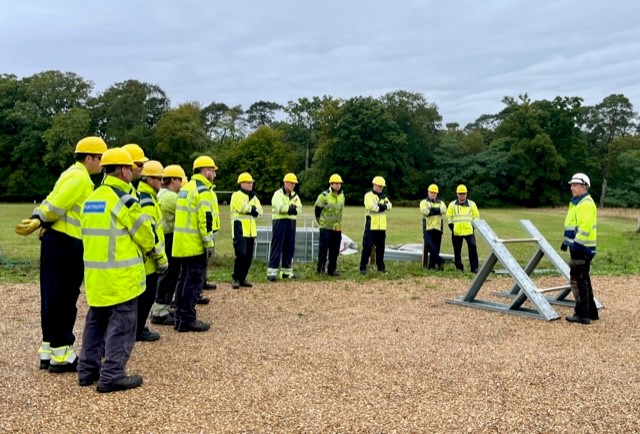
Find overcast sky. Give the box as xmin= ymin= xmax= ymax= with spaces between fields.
xmin=2 ymin=0 xmax=639 ymax=126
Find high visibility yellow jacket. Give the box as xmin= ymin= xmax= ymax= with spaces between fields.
xmin=446 ymin=199 xmax=480 ymax=236
xmin=138 ymin=181 xmax=168 ymax=274
xmin=314 ymin=189 xmax=345 ymax=230
xmin=420 ymin=198 xmax=447 ymax=232
xmin=81 ymin=176 xmax=155 ymax=307
xmin=364 ymin=191 xmax=392 ymax=231
xmin=158 ymin=188 xmax=177 ymax=234
xmin=172 ymin=174 xmax=219 ymax=258
xmin=230 ymin=188 xmax=262 ymax=238
xmin=564 ymin=193 xmax=597 ymax=256
xmin=32 ymin=162 xmax=94 ymax=239
xmin=271 ymin=187 xmax=303 ymax=221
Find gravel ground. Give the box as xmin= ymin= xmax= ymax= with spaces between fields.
xmin=1 ymin=275 xmax=639 ymax=433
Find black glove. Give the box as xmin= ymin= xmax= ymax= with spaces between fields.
xmin=287 ymin=205 xmax=298 ymax=215
xmin=428 ymin=208 xmax=441 ymax=216
xmin=378 ymin=203 xmax=387 ymax=212
xmin=249 ymin=206 xmax=259 ymax=218
xmin=448 ymin=223 xmax=454 ymax=232
xmin=560 ymin=242 xmax=568 ymax=252
xmin=314 ymin=206 xmax=322 ymax=221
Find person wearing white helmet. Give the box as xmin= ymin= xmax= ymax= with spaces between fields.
xmin=562 ymin=173 xmax=599 ymax=324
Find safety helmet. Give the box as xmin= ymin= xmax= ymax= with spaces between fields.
xmin=193 ymin=156 xmax=218 ymax=171
xmin=428 ymin=184 xmax=439 ymax=193
xmin=237 ymin=172 xmax=254 ymax=184
xmin=372 ymin=176 xmax=386 ymax=187
xmin=283 ymin=173 xmax=298 ymax=183
xmin=568 ymin=173 xmax=590 ymax=187
xmin=329 ymin=174 xmax=343 ymax=184
xmin=100 ymin=148 xmax=135 ymax=168
xmin=163 ymin=164 xmax=186 ymax=179
xmin=456 ymin=184 xmax=468 ymax=194
xmin=122 ymin=144 xmax=149 ymax=163
xmin=75 ymin=136 xmax=107 ymax=155
xmin=140 ymin=160 xmax=164 ymax=177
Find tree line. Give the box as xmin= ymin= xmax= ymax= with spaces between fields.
xmin=1 ymin=70 xmax=639 ymax=207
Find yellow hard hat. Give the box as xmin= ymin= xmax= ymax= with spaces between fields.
xmin=372 ymin=176 xmax=386 ymax=187
xmin=141 ymin=160 xmax=164 ymax=177
xmin=283 ymin=173 xmax=298 ymax=183
xmin=237 ymin=172 xmax=254 ymax=184
xmin=122 ymin=144 xmax=149 ymax=163
xmin=75 ymin=136 xmax=107 ymax=155
xmin=456 ymin=184 xmax=468 ymax=194
xmin=193 ymin=156 xmax=218 ymax=171
xmin=428 ymin=184 xmax=439 ymax=193
xmin=163 ymin=164 xmax=186 ymax=179
xmin=329 ymin=174 xmax=343 ymax=184
xmin=100 ymin=148 xmax=135 ymax=168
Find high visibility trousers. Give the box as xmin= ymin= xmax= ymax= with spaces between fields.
xmin=451 ymin=233 xmax=478 ymax=272
xmin=233 ymin=236 xmax=255 ymax=283
xmin=268 ymin=219 xmax=296 ymax=274
xmin=317 ymin=229 xmax=341 ymax=274
xmin=360 ymin=230 xmax=386 ymax=272
xmin=424 ymin=229 xmax=443 ymax=269
xmin=40 ymin=228 xmax=83 ymax=348
xmin=174 ymin=254 xmax=207 ymax=327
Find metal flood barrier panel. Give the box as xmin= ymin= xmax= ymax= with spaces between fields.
xmin=253 ymin=214 xmax=320 ymax=263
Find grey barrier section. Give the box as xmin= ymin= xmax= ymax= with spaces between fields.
xmin=253 ymin=214 xmax=320 ymax=263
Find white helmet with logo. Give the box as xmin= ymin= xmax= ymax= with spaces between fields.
xmin=568 ymin=173 xmax=590 ymax=187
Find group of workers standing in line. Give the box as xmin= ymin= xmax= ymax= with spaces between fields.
xmin=13 ymin=133 xmax=599 ymax=392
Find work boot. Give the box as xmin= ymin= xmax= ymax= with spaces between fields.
xmin=437 ymin=258 xmax=445 ymax=271
xmin=240 ymin=280 xmax=253 ymax=288
xmin=203 ymin=281 xmax=217 ymax=290
xmin=281 ymin=273 xmax=297 ymax=279
xmin=177 ymin=319 xmax=211 ymax=333
xmin=151 ymin=315 xmax=174 ymax=326
xmin=48 ymin=358 xmax=78 ymax=374
xmin=231 ymin=280 xmax=240 ymax=289
xmin=78 ymin=372 xmax=100 ymax=387
xmin=48 ymin=346 xmax=78 ymax=373
xmin=96 ymin=374 xmax=143 ymax=393
xmin=196 ymin=295 xmax=210 ymax=305
xmin=136 ymin=326 xmax=161 ymax=342
xmin=267 ymin=275 xmax=277 ymax=282
xmin=359 ymin=269 xmax=366 ymax=275
xmin=565 ymin=315 xmax=591 ymax=325
xmin=317 ymin=267 xmax=326 ymax=275
xmin=38 ymin=342 xmax=51 ymax=370
xmin=328 ymin=271 xmax=340 ymax=277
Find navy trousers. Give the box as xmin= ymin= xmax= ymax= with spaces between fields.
xmin=174 ymin=254 xmax=207 ymax=326
xmin=317 ymin=229 xmax=341 ymax=274
xmin=360 ymin=230 xmax=386 ymax=272
xmin=452 ymin=234 xmax=478 ymax=272
xmin=424 ymin=230 xmax=443 ymax=269
xmin=268 ymin=219 xmax=296 ymax=271
xmin=155 ymin=233 xmax=178 ymax=306
xmin=233 ymin=237 xmax=255 ymax=283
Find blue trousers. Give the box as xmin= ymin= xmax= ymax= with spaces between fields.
xmin=317 ymin=229 xmax=341 ymax=274
xmin=174 ymin=254 xmax=207 ymax=326
xmin=268 ymin=219 xmax=296 ymax=271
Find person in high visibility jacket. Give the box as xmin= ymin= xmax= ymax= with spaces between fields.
xmin=150 ymin=164 xmax=186 ymax=326
xmin=446 ymin=184 xmax=480 ymax=273
xmin=562 ymin=173 xmax=599 ymax=325
xmin=135 ymin=161 xmax=169 ymax=342
xmin=230 ymin=172 xmax=262 ymax=289
xmin=359 ymin=176 xmax=392 ymax=275
xmin=15 ymin=136 xmax=106 ymax=372
xmin=420 ymin=184 xmax=447 ymax=270
xmin=172 ymin=156 xmax=219 ymax=332
xmin=267 ymin=173 xmax=303 ymax=281
xmin=122 ymin=143 xmax=148 ymax=188
xmin=77 ymin=147 xmax=155 ymax=393
xmin=314 ymin=174 xmax=345 ymax=276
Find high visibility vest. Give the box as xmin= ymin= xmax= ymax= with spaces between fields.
xmin=138 ymin=181 xmax=168 ymax=274
xmin=446 ymin=199 xmax=480 ymax=236
xmin=364 ymin=191 xmax=392 ymax=231
xmin=172 ymin=174 xmax=218 ymax=258
xmin=33 ymin=162 xmax=94 ymax=240
xmin=81 ymin=175 xmax=155 ymax=307
xmin=158 ymin=188 xmax=177 ymax=234
xmin=420 ymin=198 xmax=447 ymax=232
xmin=230 ymin=189 xmax=262 ymax=238
xmin=564 ymin=193 xmax=597 ymax=256
xmin=271 ymin=187 xmax=303 ymax=220
xmin=314 ymin=189 xmax=345 ymax=230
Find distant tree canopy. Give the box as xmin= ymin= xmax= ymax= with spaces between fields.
xmin=1 ymin=71 xmax=639 ymax=208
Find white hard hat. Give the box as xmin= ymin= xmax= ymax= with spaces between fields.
xmin=568 ymin=173 xmax=590 ymax=187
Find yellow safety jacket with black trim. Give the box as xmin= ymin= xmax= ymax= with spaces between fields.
xmin=81 ymin=175 xmax=155 ymax=307
xmin=230 ymin=189 xmax=262 ymax=238
xmin=158 ymin=188 xmax=177 ymax=235
xmin=420 ymin=198 xmax=447 ymax=232
xmin=564 ymin=193 xmax=597 ymax=256
xmin=138 ymin=181 xmax=168 ymax=274
xmin=314 ymin=189 xmax=345 ymax=230
xmin=172 ymin=174 xmax=218 ymax=258
xmin=446 ymin=199 xmax=480 ymax=236
xmin=271 ymin=187 xmax=303 ymax=220
xmin=364 ymin=191 xmax=392 ymax=231
xmin=32 ymin=162 xmax=94 ymax=239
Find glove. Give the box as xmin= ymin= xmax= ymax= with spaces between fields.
xmin=377 ymin=203 xmax=387 ymax=212
xmin=15 ymin=218 xmax=41 ymax=236
xmin=156 ymin=262 xmax=169 ymax=275
xmin=448 ymin=223 xmax=454 ymax=232
xmin=206 ymin=247 xmax=214 ymax=262
xmin=560 ymin=242 xmax=568 ymax=252
xmin=249 ymin=206 xmax=259 ymax=218
xmin=287 ymin=205 xmax=298 ymax=215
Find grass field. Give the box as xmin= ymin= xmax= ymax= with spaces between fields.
xmin=1 ymin=203 xmax=639 ymax=283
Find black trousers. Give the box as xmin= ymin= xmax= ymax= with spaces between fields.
xmin=40 ymin=228 xmax=84 ymax=348
xmin=318 ymin=229 xmax=341 ymax=274
xmin=268 ymin=219 xmax=296 ymax=271
xmin=233 ymin=236 xmax=255 ymax=283
xmin=451 ymin=234 xmax=479 ymax=272
xmin=424 ymin=230 xmax=443 ymax=269
xmin=174 ymin=254 xmax=207 ymax=326
xmin=360 ymin=230 xmax=386 ymax=272
xmin=570 ymin=251 xmax=598 ymax=319
xmin=155 ymin=233 xmax=178 ymax=306
xmin=137 ymin=272 xmax=157 ymax=334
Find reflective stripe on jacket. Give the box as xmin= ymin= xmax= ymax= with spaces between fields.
xmin=420 ymin=198 xmax=446 ymax=232
xmin=314 ymin=189 xmax=345 ymax=230
xmin=33 ymin=162 xmax=94 ymax=239
xmin=81 ymin=175 xmax=155 ymax=307
xmin=230 ymin=189 xmax=262 ymax=238
xmin=271 ymin=187 xmax=303 ymax=221
xmin=564 ymin=193 xmax=597 ymax=256
xmin=364 ymin=191 xmax=392 ymax=231
xmin=172 ymin=174 xmax=217 ymax=258
xmin=446 ymin=199 xmax=480 ymax=236
xmin=138 ymin=181 xmax=168 ymax=274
